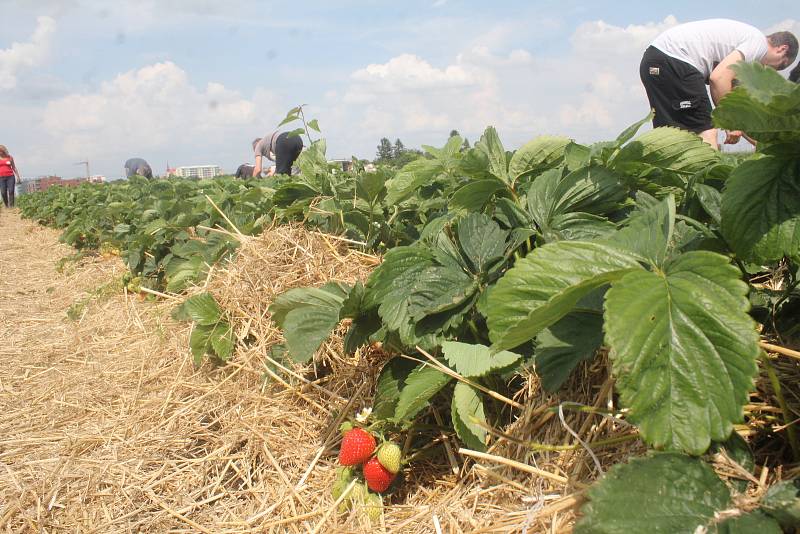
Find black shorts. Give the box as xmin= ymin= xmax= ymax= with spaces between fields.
xmin=639 ymin=46 xmax=713 ymax=133
xmin=274 ymin=132 xmax=304 ymax=175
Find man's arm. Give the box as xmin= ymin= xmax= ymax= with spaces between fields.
xmin=709 ymin=50 xmax=744 ymax=105
xmin=252 ymin=154 xmax=263 ymax=177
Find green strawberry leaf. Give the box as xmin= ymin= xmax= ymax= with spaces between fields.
xmin=535 ymin=310 xmax=604 ymax=392
xmin=451 ymin=382 xmax=487 ymax=451
xmin=486 ymin=241 xmax=642 ymax=351
xmin=183 ymin=292 xmax=222 ymax=326
xmin=720 ymin=156 xmax=800 ymax=263
xmin=761 ymin=480 xmax=800 ymax=529
xmin=441 ymin=341 xmax=522 ymax=378
xmin=575 ymin=453 xmax=731 ymax=534
xmin=394 ymin=363 xmax=452 ymax=422
xmin=605 ymin=251 xmax=760 ymax=454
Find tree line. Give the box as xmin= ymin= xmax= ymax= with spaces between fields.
xmin=374 ymin=130 xmax=470 ymax=167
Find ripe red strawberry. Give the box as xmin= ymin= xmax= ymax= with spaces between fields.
xmin=363 ymin=456 xmax=396 ymax=493
xmin=338 ymin=428 xmax=376 ymax=466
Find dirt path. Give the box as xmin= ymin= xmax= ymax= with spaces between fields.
xmin=0 ymin=209 xmax=530 ymax=533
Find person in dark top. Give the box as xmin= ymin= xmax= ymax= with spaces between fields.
xmin=791 ymin=62 xmax=800 ymax=82
xmin=252 ymin=131 xmax=303 ymax=177
xmin=124 ymin=158 xmax=153 ymax=179
xmin=235 ymin=163 xmax=254 ymax=179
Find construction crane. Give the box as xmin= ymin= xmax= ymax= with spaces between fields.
xmin=74 ymin=160 xmax=90 ymax=180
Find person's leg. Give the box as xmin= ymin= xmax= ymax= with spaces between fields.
xmin=0 ymin=177 xmax=10 ymax=207
xmin=7 ymin=178 xmax=15 ymax=207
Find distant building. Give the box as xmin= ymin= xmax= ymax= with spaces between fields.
xmin=20 ymin=175 xmax=101 ymax=193
xmin=175 ymin=165 xmax=221 ymax=179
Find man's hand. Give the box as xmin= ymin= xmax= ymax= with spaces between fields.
xmin=724 ymin=130 xmax=743 ymax=144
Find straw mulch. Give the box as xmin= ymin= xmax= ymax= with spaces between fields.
xmin=2 ymin=207 xmax=797 ymax=533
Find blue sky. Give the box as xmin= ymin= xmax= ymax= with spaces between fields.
xmin=2 ymin=1 xmax=798 ymax=179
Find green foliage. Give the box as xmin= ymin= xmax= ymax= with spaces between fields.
xmin=20 ymin=69 xmax=800 ymax=509
xmin=575 ymin=453 xmax=732 ymax=534
xmin=576 ymin=453 xmax=795 ymax=534
xmin=180 ymin=292 xmax=235 ymax=364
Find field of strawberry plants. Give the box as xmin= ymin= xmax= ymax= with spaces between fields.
xmin=17 ymin=62 xmax=800 ymax=531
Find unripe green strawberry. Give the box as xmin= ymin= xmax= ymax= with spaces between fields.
xmin=363 ymin=456 xmax=395 ymax=493
xmin=338 ymin=428 xmax=376 ymax=466
xmin=362 ymin=492 xmax=383 ymax=523
xmin=376 ymin=441 xmax=402 ymax=474
xmin=331 ymin=467 xmax=353 ymax=500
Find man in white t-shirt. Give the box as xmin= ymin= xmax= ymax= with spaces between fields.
xmin=640 ymin=19 xmax=797 ymax=149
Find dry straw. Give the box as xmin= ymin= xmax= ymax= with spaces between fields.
xmin=1 ymin=208 xmax=797 ymax=533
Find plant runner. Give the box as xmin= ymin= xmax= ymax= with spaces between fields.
xmin=640 ymin=19 xmax=797 ymax=149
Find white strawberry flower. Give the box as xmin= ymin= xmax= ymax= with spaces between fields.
xmin=355 ymin=407 xmax=372 ymax=423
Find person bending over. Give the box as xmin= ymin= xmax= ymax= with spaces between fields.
xmin=252 ymin=131 xmax=303 ymax=177
xmin=640 ymin=19 xmax=797 ymax=149
xmin=235 ymin=163 xmax=254 ymax=179
xmin=124 ymin=158 xmax=153 ymax=179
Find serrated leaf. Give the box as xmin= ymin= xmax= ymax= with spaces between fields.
xmin=613 ymin=111 xmax=654 ymax=146
xmin=486 ymin=241 xmax=642 ymax=351
xmin=190 ymin=324 xmax=213 ymax=364
xmin=282 ymin=305 xmax=341 ymax=363
xmin=715 ymin=511 xmax=782 ymax=534
xmin=373 ymin=357 xmax=417 ymax=421
xmin=564 ymin=142 xmax=591 ymax=170
xmin=612 ymin=127 xmax=720 ymax=178
xmin=286 ymin=127 xmax=305 ymax=138
xmin=269 ymin=283 xmax=348 ymax=327
xmin=457 ymin=213 xmax=508 ymax=273
xmin=183 ymin=292 xmax=222 ymax=326
xmin=605 ymin=251 xmax=760 ymax=454
xmin=475 ymin=126 xmax=509 ymax=185
xmin=209 ymin=323 xmax=235 ymax=361
xmin=449 ymin=179 xmax=506 ymax=213
xmin=720 ymin=156 xmax=800 ymax=263
xmin=609 ymin=194 xmax=675 ymax=268
xmin=508 ymin=136 xmax=570 ymax=183
xmin=575 ymin=453 xmax=731 ymax=534
xmin=695 ymin=183 xmax=722 ymax=225
xmin=553 ymin=165 xmax=628 ymax=216
xmin=545 ymin=213 xmax=617 ymax=243
xmin=406 ymin=265 xmax=477 ymax=320
xmin=385 ymin=158 xmax=442 ymax=205
xmin=535 ymin=311 xmax=604 ymax=392
xmin=451 ymin=382 xmax=487 ymax=451
xmin=394 ymin=363 xmax=452 ymax=421
xmin=441 ymin=341 xmax=522 ymax=378
xmin=307 ymin=118 xmax=320 ymax=132
xmin=761 ymin=480 xmax=800 ymax=529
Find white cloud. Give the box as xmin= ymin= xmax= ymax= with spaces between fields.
xmin=571 ymin=16 xmax=678 ymax=59
xmin=321 ymin=16 xmax=681 ymax=157
xmin=350 ymin=54 xmax=476 ymax=93
xmin=0 ymin=16 xmax=56 ymax=90
xmin=40 ymin=61 xmax=283 ymax=176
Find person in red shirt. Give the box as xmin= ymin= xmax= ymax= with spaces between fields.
xmin=0 ymin=145 xmax=22 ymax=208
